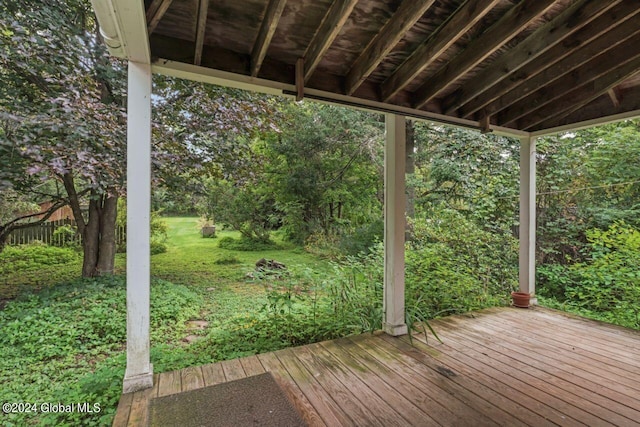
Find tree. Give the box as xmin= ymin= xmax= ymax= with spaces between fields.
xmin=0 ymin=1 xmax=278 ymax=275
xmin=264 ymin=103 xmax=384 ymax=243
xmin=412 ymin=123 xmax=520 ymax=233
xmin=0 ymin=0 xmax=126 ymax=275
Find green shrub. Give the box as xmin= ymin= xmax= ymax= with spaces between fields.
xmin=214 ymin=255 xmax=241 ymax=265
xmin=407 ymin=209 xmax=517 ymax=315
xmin=0 ymin=243 xmax=78 ymax=273
xmin=218 ymin=236 xmax=279 ymax=251
xmin=338 ymin=219 xmax=383 ymax=256
xmin=51 ymin=224 xmax=79 ymax=247
xmin=561 ymin=222 xmax=640 ymax=329
xmin=150 ymin=241 xmax=167 ymax=255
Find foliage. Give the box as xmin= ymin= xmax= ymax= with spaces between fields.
xmin=218 ymin=236 xmax=280 ymax=251
xmin=266 ymin=103 xmax=384 ymax=243
xmin=542 ymin=222 xmax=640 ymax=329
xmin=338 ymin=219 xmax=384 ymax=256
xmin=213 ymin=255 xmax=241 ymax=265
xmin=0 ymin=275 xmax=201 ymax=426
xmin=203 ymin=178 xmax=277 ymax=242
xmin=412 ymin=123 xmax=520 ymax=232
xmin=51 ymin=224 xmax=79 ymax=247
xmin=0 ymin=242 xmax=83 ymax=298
xmin=116 ymin=200 xmax=167 ymax=253
xmin=407 ymin=209 xmax=518 ymax=315
xmin=0 ymin=188 xmax=39 ymax=224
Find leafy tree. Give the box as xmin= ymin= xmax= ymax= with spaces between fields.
xmin=412 ymin=123 xmax=520 ymax=232
xmin=0 ymin=0 xmax=126 ymax=275
xmin=265 ymin=103 xmax=384 ymax=243
xmin=0 ymin=1 xmax=277 ymax=275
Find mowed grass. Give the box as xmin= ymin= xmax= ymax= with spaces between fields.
xmin=151 ymin=217 xmax=331 ymax=325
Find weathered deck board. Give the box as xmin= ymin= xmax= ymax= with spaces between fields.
xmin=257 ymin=352 xmax=329 ymax=427
xmin=201 ymin=361 xmax=225 ymax=386
xmin=114 ymin=307 xmax=640 ymax=426
xmin=181 ymin=365 xmax=204 ymax=391
xmin=436 ymin=315 xmax=640 ymax=421
xmin=219 ymin=358 xmax=245 ymax=381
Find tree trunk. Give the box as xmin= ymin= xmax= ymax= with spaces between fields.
xmin=96 ymin=195 xmax=117 ymax=274
xmin=81 ymin=193 xmax=118 ymax=277
xmin=82 ymin=198 xmax=101 ymax=277
xmin=63 ymin=173 xmax=119 ymax=277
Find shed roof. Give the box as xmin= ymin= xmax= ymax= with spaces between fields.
xmin=99 ymin=0 xmax=640 ymax=135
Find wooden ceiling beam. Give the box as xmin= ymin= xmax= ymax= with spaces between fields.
xmin=458 ymin=3 xmax=640 ymax=119
xmin=411 ymin=0 xmax=556 ymax=109
xmin=146 ymin=0 xmax=164 ymax=22
xmin=250 ymin=0 xmax=288 ymax=77
xmin=472 ymin=14 xmax=640 ymax=121
xmin=147 ymin=0 xmax=174 ymax=35
xmin=304 ymin=0 xmax=358 ymax=83
xmin=537 ymin=85 xmax=640 ymax=131
xmin=511 ymin=39 xmax=640 ymax=130
xmin=381 ymin=0 xmax=500 ymax=102
xmin=607 ymin=88 xmax=621 ymax=109
xmin=194 ymin=0 xmax=209 ymax=66
xmin=345 ymin=0 xmax=436 ymax=96
xmin=443 ymin=0 xmax=623 ymax=116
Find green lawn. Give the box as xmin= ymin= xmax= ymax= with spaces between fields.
xmin=0 ymin=217 xmax=339 ymax=426
xmin=152 ymin=217 xmax=331 ymax=327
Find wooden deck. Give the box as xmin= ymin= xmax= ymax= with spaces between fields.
xmin=113 ymin=307 xmax=640 ymax=426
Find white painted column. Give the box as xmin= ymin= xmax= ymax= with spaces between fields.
xmin=383 ymin=114 xmax=408 ymax=336
xmin=519 ymin=136 xmax=537 ymax=301
xmin=123 ymin=61 xmax=153 ymax=393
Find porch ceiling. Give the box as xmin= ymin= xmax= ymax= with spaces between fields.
xmin=105 ymin=0 xmax=640 ymax=134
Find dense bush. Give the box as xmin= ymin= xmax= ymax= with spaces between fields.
xmin=407 ymin=209 xmax=518 ymax=317
xmin=218 ymin=236 xmax=279 ymax=251
xmin=0 ymin=243 xmax=82 ymax=298
xmin=541 ymin=222 xmax=640 ymax=329
xmin=189 ymin=261 xmax=384 ymax=361
xmin=0 ymin=242 xmax=78 ymax=272
xmin=339 ymin=219 xmax=384 ymax=256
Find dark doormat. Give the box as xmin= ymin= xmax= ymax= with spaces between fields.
xmin=149 ymin=372 xmax=307 ymax=427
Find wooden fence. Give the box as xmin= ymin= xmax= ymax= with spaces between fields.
xmin=6 ymin=219 xmax=126 ymax=246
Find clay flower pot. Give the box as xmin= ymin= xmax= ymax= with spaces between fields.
xmin=511 ymin=291 xmax=531 ymax=308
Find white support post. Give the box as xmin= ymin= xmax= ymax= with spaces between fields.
xmin=519 ymin=136 xmax=537 ymax=302
xmin=123 ymin=61 xmax=153 ymax=393
xmin=383 ymin=114 xmax=408 ymax=336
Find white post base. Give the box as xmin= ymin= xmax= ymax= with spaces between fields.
xmin=383 ymin=323 xmax=408 ymax=336
xmin=123 ymin=365 xmax=153 ymax=394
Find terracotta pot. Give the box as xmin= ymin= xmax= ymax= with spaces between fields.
xmin=511 ymin=291 xmax=531 ymax=308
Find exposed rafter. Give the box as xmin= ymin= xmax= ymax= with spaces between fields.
xmin=514 ymin=41 xmax=640 ymax=130
xmin=607 ymin=88 xmax=621 ymax=109
xmin=303 ymin=0 xmax=358 ymax=83
xmin=411 ymin=0 xmax=557 ymax=109
xmin=472 ymin=13 xmax=640 ymax=122
xmin=345 ymin=0 xmax=436 ymax=96
xmin=146 ymin=0 xmax=164 ymax=22
xmin=194 ymin=0 xmax=209 ymax=66
xmin=250 ymin=0 xmax=288 ymax=77
xmin=458 ymin=3 xmax=640 ymax=119
xmin=443 ymin=0 xmax=624 ymax=116
xmin=132 ymin=0 xmax=640 ymax=134
xmin=147 ymin=0 xmax=174 ymax=35
xmin=381 ymin=0 xmax=500 ymax=102
xmin=537 ymin=85 xmax=640 ymax=133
